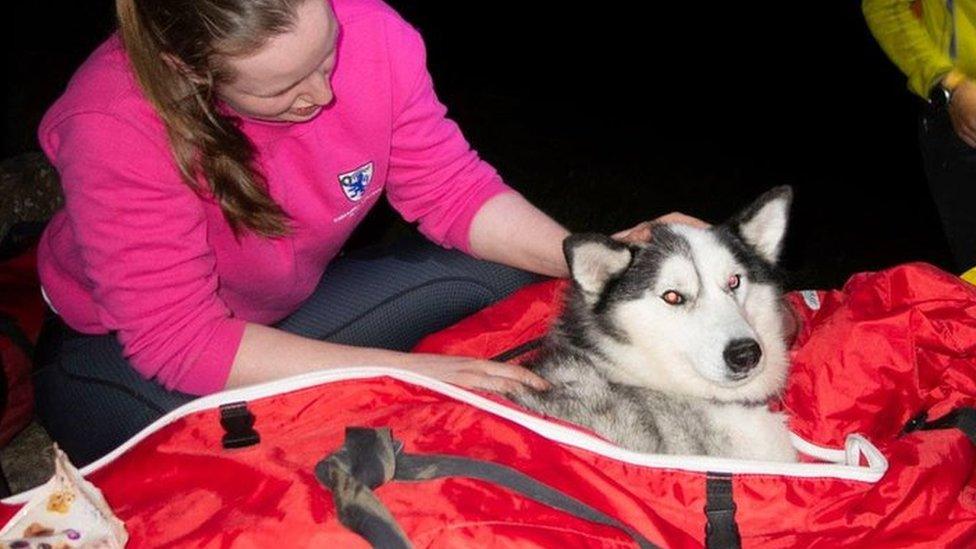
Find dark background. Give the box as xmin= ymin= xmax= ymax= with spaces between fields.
xmin=0 ymin=1 xmax=953 ymax=289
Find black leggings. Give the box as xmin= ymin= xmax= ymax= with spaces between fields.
xmin=33 ymin=235 xmax=539 ymax=466
xmin=919 ymin=104 xmax=976 ymax=271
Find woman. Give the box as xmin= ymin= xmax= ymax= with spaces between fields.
xmin=33 ymin=0 xmax=704 ymax=465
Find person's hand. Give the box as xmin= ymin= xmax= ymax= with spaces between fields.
xmin=949 ymin=78 xmax=976 ymax=147
xmin=612 ymin=212 xmax=711 ymax=244
xmin=398 ymin=353 xmax=551 ymax=394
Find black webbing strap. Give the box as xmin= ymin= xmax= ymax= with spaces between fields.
xmin=489 ymin=337 xmax=545 ymax=363
xmin=704 ymin=472 xmax=741 ymax=549
xmin=902 ymin=407 xmax=976 ymax=446
xmin=0 ymin=314 xmax=33 ymax=361
xmin=316 ymin=427 xmax=660 ymax=548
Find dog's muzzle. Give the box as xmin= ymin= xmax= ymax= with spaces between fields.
xmin=723 ymin=338 xmax=762 ymax=377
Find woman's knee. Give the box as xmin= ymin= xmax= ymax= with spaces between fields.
xmin=33 ymin=329 xmax=194 ymax=465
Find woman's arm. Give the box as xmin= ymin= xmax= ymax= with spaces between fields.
xmin=468 ymin=192 xmax=570 ymax=278
xmin=227 ymin=323 xmax=549 ymax=392
xmin=862 ymin=0 xmax=955 ymax=98
xmin=468 ymin=193 xmax=713 ymax=276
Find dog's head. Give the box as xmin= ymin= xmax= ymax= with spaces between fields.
xmin=562 ymin=186 xmax=793 ymax=403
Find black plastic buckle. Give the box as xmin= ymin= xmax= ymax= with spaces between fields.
xmin=704 ymin=472 xmax=741 ymax=549
xmin=220 ymin=401 xmax=260 ymax=449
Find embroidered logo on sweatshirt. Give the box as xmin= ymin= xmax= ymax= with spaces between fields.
xmin=338 ymin=162 xmax=374 ymax=202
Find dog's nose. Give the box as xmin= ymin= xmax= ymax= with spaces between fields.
xmin=723 ymin=339 xmax=762 ymax=374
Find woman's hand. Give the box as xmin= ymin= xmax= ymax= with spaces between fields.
xmin=949 ymin=78 xmax=976 ymax=148
xmin=612 ymin=212 xmax=711 ymax=244
xmin=398 ymin=353 xmax=551 ymax=394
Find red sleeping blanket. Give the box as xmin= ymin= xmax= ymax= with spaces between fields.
xmin=0 ymin=263 xmax=973 ymax=547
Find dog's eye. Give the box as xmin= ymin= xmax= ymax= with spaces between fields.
xmin=661 ymin=290 xmax=685 ymax=305
xmin=728 ymin=274 xmax=741 ymax=290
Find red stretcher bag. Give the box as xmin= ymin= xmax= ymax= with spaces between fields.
xmin=2 ymin=263 xmax=975 ymax=547
xmin=0 ymin=246 xmax=42 ymax=449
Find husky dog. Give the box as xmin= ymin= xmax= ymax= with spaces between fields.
xmin=515 ymin=187 xmax=797 ymax=462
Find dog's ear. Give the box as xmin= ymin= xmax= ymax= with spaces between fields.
xmin=564 ymin=234 xmax=633 ymax=294
xmin=729 ymin=186 xmax=792 ymax=263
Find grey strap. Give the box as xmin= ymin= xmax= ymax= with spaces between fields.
xmin=315 ymin=427 xmax=411 ymax=548
xmin=316 ymin=427 xmax=659 ymax=548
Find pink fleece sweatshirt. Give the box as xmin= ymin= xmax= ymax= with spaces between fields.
xmin=36 ymin=0 xmax=511 ymax=395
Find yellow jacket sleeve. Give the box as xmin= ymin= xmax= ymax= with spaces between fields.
xmin=862 ymin=0 xmax=955 ymax=98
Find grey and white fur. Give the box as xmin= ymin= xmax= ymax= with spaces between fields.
xmin=514 ymin=187 xmax=797 ymax=462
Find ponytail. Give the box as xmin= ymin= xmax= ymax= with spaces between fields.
xmin=115 ymin=0 xmax=300 ymax=237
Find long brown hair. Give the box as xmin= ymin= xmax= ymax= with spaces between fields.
xmin=116 ymin=0 xmax=308 ymax=237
